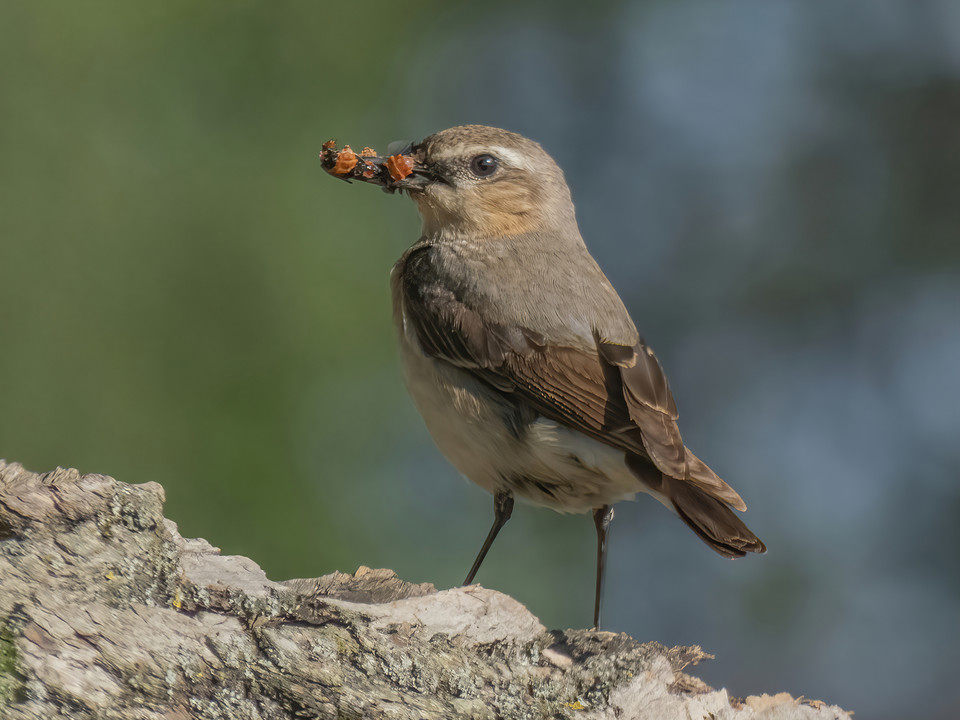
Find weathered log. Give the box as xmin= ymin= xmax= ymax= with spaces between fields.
xmin=0 ymin=460 xmax=850 ymax=719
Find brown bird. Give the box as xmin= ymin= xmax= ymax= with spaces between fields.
xmin=323 ymin=125 xmax=765 ymax=628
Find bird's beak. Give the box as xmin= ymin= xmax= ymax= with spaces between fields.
xmin=320 ymin=140 xmax=436 ymax=194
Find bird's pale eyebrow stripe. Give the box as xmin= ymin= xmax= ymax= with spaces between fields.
xmin=484 ymin=146 xmax=529 ymax=169
xmin=436 ymin=145 xmax=532 ymax=171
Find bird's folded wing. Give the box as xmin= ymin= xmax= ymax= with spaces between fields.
xmin=400 ymin=269 xmax=691 ymax=479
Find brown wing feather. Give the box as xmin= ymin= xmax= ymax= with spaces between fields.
xmin=399 ymin=248 xmax=746 ymax=510
xmin=684 ymin=448 xmax=746 ymax=511
xmin=598 ymin=340 xmax=686 ymax=477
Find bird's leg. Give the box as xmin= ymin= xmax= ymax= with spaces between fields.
xmin=462 ymin=490 xmax=514 ymax=586
xmin=592 ymin=504 xmax=615 ymax=630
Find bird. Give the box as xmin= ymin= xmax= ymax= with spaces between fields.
xmin=322 ymin=124 xmax=765 ymax=628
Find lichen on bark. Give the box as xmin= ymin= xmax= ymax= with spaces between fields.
xmin=0 ymin=460 xmax=852 ymax=719
xmin=0 ymin=621 xmax=25 ymax=706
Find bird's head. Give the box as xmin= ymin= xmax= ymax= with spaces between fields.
xmin=403 ymin=125 xmax=576 ymax=238
xmin=324 ymin=125 xmax=577 ymax=239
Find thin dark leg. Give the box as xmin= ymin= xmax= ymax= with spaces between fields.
xmin=592 ymin=505 xmax=615 ymax=630
xmin=462 ymin=490 xmax=514 ymax=586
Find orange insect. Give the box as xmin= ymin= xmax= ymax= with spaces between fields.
xmin=386 ymin=154 xmax=415 ymax=182
xmin=331 ymin=145 xmax=358 ymax=175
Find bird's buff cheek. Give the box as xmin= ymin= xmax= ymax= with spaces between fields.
xmin=415 ymin=184 xmax=543 ymax=239
xmin=472 ymin=184 xmax=543 ymax=238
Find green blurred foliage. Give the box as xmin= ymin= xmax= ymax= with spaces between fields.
xmin=0 ymin=1 xmax=439 ymax=578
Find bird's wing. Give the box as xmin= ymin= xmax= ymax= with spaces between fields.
xmin=399 ymin=257 xmax=690 ymax=480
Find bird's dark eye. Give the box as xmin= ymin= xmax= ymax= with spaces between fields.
xmin=469 ymin=154 xmax=499 ymax=178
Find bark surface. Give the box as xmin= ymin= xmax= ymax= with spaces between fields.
xmin=0 ymin=460 xmax=850 ymax=719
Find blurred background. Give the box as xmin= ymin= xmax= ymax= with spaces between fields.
xmin=1 ymin=1 xmax=957 ymax=717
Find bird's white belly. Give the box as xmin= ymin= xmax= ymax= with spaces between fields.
xmin=399 ymin=339 xmax=648 ymax=514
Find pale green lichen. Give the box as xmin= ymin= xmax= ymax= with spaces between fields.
xmin=0 ymin=621 xmax=25 ymax=705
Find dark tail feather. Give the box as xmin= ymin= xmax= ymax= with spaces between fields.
xmin=666 ymin=477 xmax=766 ymax=558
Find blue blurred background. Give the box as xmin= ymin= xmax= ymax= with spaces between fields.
xmin=1 ymin=2 xmax=957 ymax=717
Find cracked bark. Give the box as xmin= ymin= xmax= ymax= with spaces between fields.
xmin=0 ymin=460 xmax=851 ymax=719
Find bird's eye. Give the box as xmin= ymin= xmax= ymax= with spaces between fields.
xmin=469 ymin=154 xmax=499 ymax=178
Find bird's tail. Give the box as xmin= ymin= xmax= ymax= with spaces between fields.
xmin=664 ymin=476 xmax=766 ymax=558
